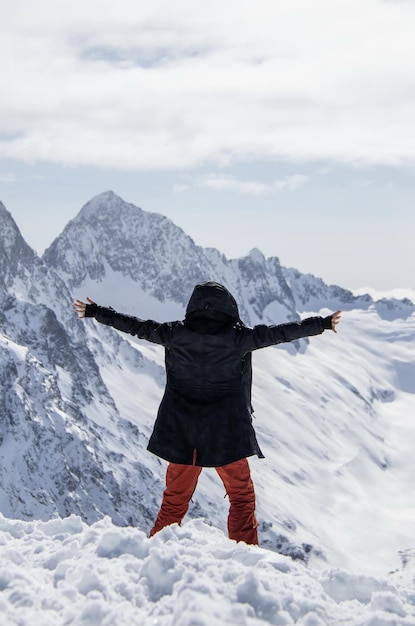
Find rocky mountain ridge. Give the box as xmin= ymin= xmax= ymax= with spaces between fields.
xmin=0 ymin=200 xmax=161 ymax=525
xmin=44 ymin=191 xmax=413 ymax=324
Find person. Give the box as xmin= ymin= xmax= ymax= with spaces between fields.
xmin=73 ymin=281 xmax=341 ymax=545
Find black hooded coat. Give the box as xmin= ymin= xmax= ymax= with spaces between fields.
xmin=89 ymin=282 xmax=332 ymax=467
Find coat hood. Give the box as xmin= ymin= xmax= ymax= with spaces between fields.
xmin=185 ymin=282 xmax=240 ymax=321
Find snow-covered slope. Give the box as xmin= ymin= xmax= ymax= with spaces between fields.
xmin=0 ymin=200 xmax=163 ymax=526
xmin=283 ymin=266 xmax=415 ymax=321
xmin=1 ymin=191 xmax=415 ymax=603
xmin=1 ymin=515 xmax=414 ymax=626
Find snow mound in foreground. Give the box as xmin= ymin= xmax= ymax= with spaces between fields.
xmin=0 ymin=514 xmax=414 ymax=626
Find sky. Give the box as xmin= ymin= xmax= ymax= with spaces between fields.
xmin=1 ymin=0 xmax=415 ymax=292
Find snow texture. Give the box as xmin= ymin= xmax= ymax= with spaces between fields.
xmin=0 ymin=515 xmax=414 ymax=626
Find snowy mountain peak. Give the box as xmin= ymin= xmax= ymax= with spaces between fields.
xmin=43 ymin=193 xmax=301 ymax=324
xmin=74 ymin=190 xmax=143 ymax=223
xmin=0 ymin=200 xmax=74 ymax=320
xmin=248 ymin=247 xmax=266 ymax=264
xmin=0 ymin=200 xmax=38 ymax=280
xmin=43 ymin=191 xmax=203 ymax=307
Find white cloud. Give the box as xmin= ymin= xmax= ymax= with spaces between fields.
xmin=0 ymin=172 xmax=17 ymax=183
xmin=199 ymin=175 xmax=268 ymax=195
xmin=353 ymin=178 xmax=376 ymax=188
xmin=199 ymin=173 xmax=310 ymax=195
xmin=172 ymin=183 xmax=189 ymax=193
xmin=274 ymin=174 xmax=310 ymax=191
xmin=1 ymin=1 xmax=415 ymax=170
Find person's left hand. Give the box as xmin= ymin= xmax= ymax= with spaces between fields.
xmin=331 ymin=309 xmax=342 ymax=333
xmin=73 ymin=297 xmax=96 ymax=319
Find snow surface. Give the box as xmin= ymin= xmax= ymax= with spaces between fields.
xmin=1 ymin=514 xmax=415 ymax=626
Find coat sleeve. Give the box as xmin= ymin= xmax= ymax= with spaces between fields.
xmin=238 ymin=315 xmax=331 ymax=352
xmin=93 ymin=306 xmax=175 ymax=346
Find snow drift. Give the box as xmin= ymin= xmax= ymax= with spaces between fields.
xmin=1 ymin=514 xmax=414 ymax=626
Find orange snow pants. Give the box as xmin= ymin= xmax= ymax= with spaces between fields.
xmin=149 ymin=458 xmax=258 ymax=545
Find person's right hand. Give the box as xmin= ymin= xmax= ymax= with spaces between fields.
xmin=331 ymin=309 xmax=342 ymax=333
xmin=73 ymin=297 xmax=96 ymax=318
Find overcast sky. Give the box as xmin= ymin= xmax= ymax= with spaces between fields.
xmin=1 ymin=0 xmax=414 ymax=292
